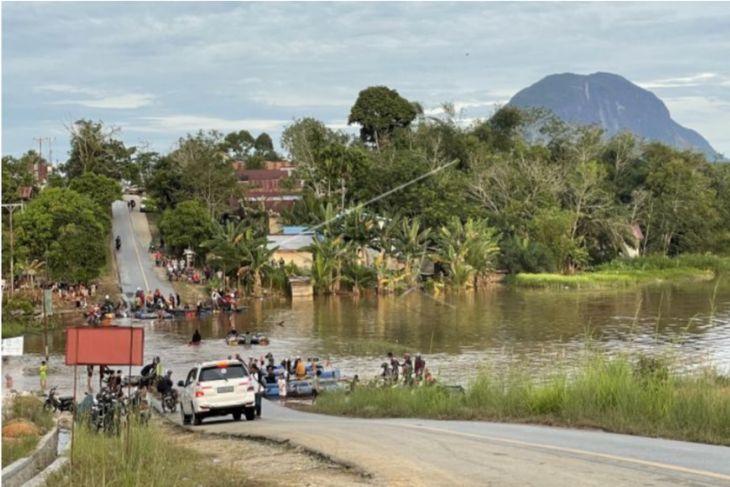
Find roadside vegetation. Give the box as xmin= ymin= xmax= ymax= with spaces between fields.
xmin=46 ymin=420 xmax=257 ymax=487
xmin=2 ymin=396 xmax=54 ymax=467
xmin=313 ymin=351 xmax=730 ymax=446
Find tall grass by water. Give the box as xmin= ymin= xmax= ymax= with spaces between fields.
xmin=512 ymin=254 xmax=729 ymax=289
xmin=314 ymin=351 xmax=730 ymax=445
xmin=46 ymin=421 xmax=256 ymax=487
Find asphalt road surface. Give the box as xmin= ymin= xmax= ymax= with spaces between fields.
xmin=112 ymin=197 xmax=173 ymax=297
xmin=120 ymin=200 xmax=730 ymax=487
xmin=159 ymin=398 xmax=730 ymax=487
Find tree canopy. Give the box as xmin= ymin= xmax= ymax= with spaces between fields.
xmin=348 ymin=86 xmax=418 ymax=148
xmin=14 ymin=188 xmax=107 ymax=283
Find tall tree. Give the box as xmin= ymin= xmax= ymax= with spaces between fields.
xmin=159 ymin=200 xmax=216 ymax=254
xmin=170 ymin=131 xmax=239 ymax=218
xmin=14 ymin=188 xmax=106 ymax=283
xmin=68 ymin=172 xmax=122 ymax=227
xmin=63 ymin=119 xmax=136 ymax=181
xmin=2 ymin=152 xmax=40 ymax=203
xmin=348 ymin=86 xmax=418 ymax=149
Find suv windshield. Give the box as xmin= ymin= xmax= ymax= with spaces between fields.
xmin=199 ymin=364 xmax=248 ymax=382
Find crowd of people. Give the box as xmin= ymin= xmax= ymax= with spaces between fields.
xmin=154 ymin=253 xmax=206 ymax=285
xmin=133 ymin=287 xmax=182 ymax=312
xmin=380 ymin=351 xmax=434 ymax=386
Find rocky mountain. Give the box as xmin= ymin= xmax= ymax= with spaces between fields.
xmin=509 ymin=72 xmax=718 ymax=159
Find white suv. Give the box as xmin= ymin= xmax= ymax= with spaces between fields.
xmin=178 ymin=360 xmax=256 ymax=425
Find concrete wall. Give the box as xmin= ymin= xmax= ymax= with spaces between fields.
xmin=1 ymin=428 xmax=59 ymax=487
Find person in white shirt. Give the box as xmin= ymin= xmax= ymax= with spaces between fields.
xmin=250 ymin=364 xmax=264 ymax=417
xmin=277 ymin=373 xmax=287 ymax=405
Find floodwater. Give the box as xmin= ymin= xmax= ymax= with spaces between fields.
xmin=5 ymin=279 xmax=730 ymax=394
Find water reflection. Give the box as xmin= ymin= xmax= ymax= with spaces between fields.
xmin=7 ymin=279 xmax=729 ymax=394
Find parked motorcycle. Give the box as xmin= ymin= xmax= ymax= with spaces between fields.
xmin=161 ymin=391 xmax=178 ymax=413
xmin=43 ymin=386 xmax=75 ymax=413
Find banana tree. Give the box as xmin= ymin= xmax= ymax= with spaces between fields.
xmin=201 ymin=220 xmax=247 ymax=286
xmin=305 ymin=233 xmax=350 ymax=294
xmin=393 ymin=217 xmax=430 ymax=289
xmin=237 ymin=228 xmax=277 ymax=297
xmin=435 ymin=217 xmax=500 ymax=289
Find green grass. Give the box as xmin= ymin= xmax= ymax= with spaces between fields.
xmin=2 ymin=435 xmax=39 ymax=467
xmin=511 ymin=254 xmax=728 ymax=289
xmin=46 ymin=421 xmax=255 ymax=487
xmin=2 ymin=396 xmax=55 ymax=467
xmin=3 ymin=396 xmax=55 ymax=430
xmin=313 ymin=352 xmax=730 ymax=446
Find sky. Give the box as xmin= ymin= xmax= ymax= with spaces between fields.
xmin=2 ymin=2 xmax=730 ymax=161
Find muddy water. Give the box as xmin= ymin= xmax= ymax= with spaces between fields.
xmin=6 ymin=279 xmax=730 ymax=395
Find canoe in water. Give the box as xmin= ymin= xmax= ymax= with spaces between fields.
xmin=134 ymin=311 xmax=173 ymax=320
xmin=225 ymin=333 xmax=270 ymax=346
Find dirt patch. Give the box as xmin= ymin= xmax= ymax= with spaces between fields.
xmin=2 ymin=419 xmax=41 ymax=438
xmin=162 ymin=421 xmax=376 ymax=487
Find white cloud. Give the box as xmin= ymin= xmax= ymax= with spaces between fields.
xmin=423 ymin=100 xmax=508 ymax=117
xmin=55 ymin=94 xmax=156 ymax=109
xmin=36 ymin=84 xmax=156 ymax=109
xmin=35 ymin=84 xmax=101 ymax=96
xmin=639 ymin=73 xmax=725 ymax=89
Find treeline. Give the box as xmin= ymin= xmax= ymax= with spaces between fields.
xmin=3 ymin=86 xmax=729 ymax=292
xmin=281 ymin=87 xmax=730 ymax=277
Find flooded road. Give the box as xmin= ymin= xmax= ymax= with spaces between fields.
xmin=6 ymin=278 xmax=730 ymax=395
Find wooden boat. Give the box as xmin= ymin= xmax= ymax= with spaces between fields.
xmin=225 ymin=332 xmax=270 ymax=346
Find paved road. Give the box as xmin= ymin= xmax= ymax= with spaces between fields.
xmin=120 ymin=202 xmax=729 ymax=486
xmin=112 ymin=197 xmax=173 ymax=297
xmin=160 ymin=398 xmax=730 ymax=487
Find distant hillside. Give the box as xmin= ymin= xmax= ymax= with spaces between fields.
xmin=509 ymin=72 xmax=718 ymax=159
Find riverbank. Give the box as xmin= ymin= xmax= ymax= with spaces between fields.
xmin=311 ymin=352 xmax=730 ymax=446
xmin=511 ymin=254 xmax=729 ymax=289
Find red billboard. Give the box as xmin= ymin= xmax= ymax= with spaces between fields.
xmin=65 ymin=326 xmax=145 ymax=366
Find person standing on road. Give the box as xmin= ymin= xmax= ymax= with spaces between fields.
xmin=250 ymin=364 xmax=264 ymax=417
xmin=277 ymin=372 xmax=287 ymax=405
xmin=39 ymin=360 xmax=47 ymax=389
xmin=312 ymin=369 xmax=321 ymax=404
xmin=86 ymin=365 xmax=94 ymax=392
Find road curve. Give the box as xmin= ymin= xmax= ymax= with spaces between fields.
xmin=112 ymin=197 xmax=173 ymax=297
xmin=159 ymin=398 xmax=730 ymax=487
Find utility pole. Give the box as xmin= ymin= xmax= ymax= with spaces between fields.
xmin=1 ymin=203 xmax=24 ymax=295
